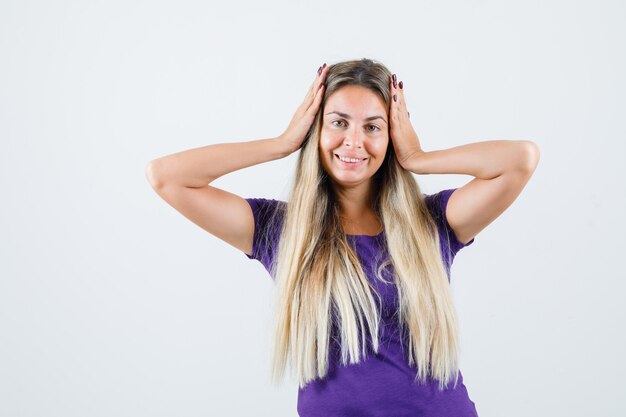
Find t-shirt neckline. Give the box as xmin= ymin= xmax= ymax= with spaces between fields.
xmin=346 ymin=230 xmax=385 ymax=238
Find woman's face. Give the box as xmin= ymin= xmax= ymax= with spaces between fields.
xmin=319 ymin=85 xmax=389 ymax=189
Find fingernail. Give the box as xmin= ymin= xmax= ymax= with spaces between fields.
xmin=392 ymin=74 xmax=397 ymax=88
xmin=393 ymin=94 xmax=397 ymax=102
xmin=322 ymin=63 xmax=326 ymax=68
xmin=318 ymin=66 xmax=322 ymax=75
xmin=399 ymin=81 xmax=403 ymax=89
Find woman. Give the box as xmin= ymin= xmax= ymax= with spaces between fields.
xmin=146 ymin=58 xmax=540 ymax=416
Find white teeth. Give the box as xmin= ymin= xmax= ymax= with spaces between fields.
xmin=338 ymin=155 xmax=363 ymax=163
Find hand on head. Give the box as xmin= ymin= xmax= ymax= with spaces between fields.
xmin=388 ymin=73 xmax=423 ymax=167
xmin=278 ymin=63 xmax=328 ymax=154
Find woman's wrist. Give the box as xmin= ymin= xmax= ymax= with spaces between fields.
xmin=273 ymin=135 xmax=297 ymax=158
xmin=398 ymin=147 xmax=425 ymax=171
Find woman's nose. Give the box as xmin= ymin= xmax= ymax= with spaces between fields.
xmin=343 ymin=129 xmax=364 ymax=148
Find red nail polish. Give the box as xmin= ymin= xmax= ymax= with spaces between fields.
xmin=393 ymin=94 xmax=397 ymax=102
xmin=399 ymin=81 xmax=403 ymax=89
xmin=318 ymin=66 xmax=322 ymax=75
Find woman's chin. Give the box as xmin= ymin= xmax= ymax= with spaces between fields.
xmin=328 ymin=172 xmax=372 ymax=188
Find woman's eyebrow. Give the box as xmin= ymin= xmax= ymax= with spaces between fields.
xmin=325 ymin=111 xmax=387 ymax=124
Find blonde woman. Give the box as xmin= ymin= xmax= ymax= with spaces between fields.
xmin=146 ymin=58 xmax=540 ymax=417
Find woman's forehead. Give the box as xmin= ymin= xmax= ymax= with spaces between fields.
xmin=324 ymin=87 xmax=387 ymax=118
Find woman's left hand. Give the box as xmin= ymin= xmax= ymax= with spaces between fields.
xmin=389 ymin=74 xmax=424 ymax=168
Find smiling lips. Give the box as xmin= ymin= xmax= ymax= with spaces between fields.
xmin=335 ymin=153 xmax=368 ymax=166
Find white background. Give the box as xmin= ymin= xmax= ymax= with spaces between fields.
xmin=1 ymin=0 xmax=624 ymax=416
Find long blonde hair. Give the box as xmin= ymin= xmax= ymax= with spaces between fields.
xmin=266 ymin=58 xmax=460 ymax=391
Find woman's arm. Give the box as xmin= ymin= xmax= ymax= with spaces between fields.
xmin=387 ymin=73 xmax=540 ymax=245
xmin=146 ymin=64 xmax=329 ymax=188
xmin=144 ymin=137 xmax=293 ymax=256
xmin=144 ymin=63 xmax=329 ymax=256
xmin=400 ymin=139 xmax=539 ymax=178
xmin=146 ymin=137 xmax=292 ymax=188
xmin=403 ymin=140 xmax=540 ymax=245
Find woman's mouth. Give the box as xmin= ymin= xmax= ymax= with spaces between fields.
xmin=335 ymin=154 xmax=367 ymax=167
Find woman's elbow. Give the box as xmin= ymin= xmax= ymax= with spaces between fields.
xmin=517 ymin=140 xmax=540 ymax=173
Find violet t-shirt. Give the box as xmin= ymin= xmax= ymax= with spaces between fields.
xmin=244 ymin=188 xmax=478 ymax=417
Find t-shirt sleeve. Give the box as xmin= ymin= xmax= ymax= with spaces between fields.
xmin=243 ymin=198 xmax=286 ymax=278
xmin=424 ymin=188 xmax=475 ymax=262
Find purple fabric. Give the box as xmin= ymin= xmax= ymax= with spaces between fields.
xmin=244 ymin=188 xmax=478 ymax=417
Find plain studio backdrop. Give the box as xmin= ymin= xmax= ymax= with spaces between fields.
xmin=1 ymin=0 xmax=624 ymax=416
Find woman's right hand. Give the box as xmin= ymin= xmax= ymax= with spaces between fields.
xmin=277 ymin=63 xmax=328 ymax=154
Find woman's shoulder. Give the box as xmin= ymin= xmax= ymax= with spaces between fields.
xmin=243 ymin=198 xmax=287 ymax=275
xmin=423 ymin=188 xmax=455 ymax=219
xmin=422 ymin=188 xmax=475 ymax=257
xmin=245 ymin=197 xmax=287 ymax=217
xmin=245 ymin=198 xmax=287 ymax=232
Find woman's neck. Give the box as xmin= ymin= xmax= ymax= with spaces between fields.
xmin=333 ymin=183 xmax=381 ymax=235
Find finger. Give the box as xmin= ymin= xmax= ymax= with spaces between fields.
xmin=390 ymin=76 xmax=411 ymax=126
xmin=389 ymin=75 xmax=399 ymax=121
xmin=306 ymin=80 xmax=325 ymax=115
xmin=395 ymin=78 xmax=409 ymax=119
xmin=308 ymin=74 xmax=326 ymax=111
xmin=307 ymin=66 xmax=321 ymax=95
xmin=309 ymin=64 xmax=327 ymax=95
xmin=304 ymin=64 xmax=327 ymax=108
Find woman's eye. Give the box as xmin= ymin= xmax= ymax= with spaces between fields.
xmin=332 ymin=120 xmax=380 ymax=132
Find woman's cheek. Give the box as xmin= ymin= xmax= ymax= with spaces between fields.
xmin=368 ymin=136 xmax=389 ymax=156
xmin=320 ymin=134 xmax=341 ymax=151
